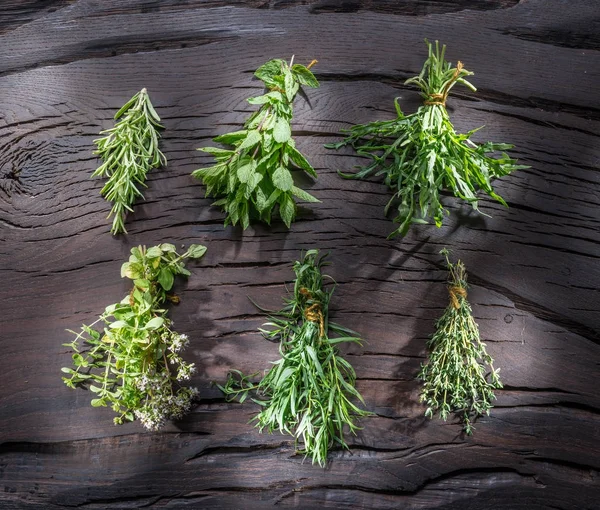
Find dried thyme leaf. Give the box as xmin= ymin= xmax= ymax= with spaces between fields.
xmin=418 ymin=249 xmax=502 ymax=434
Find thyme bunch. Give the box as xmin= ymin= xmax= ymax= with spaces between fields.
xmin=92 ymin=88 xmax=166 ymax=235
xmin=62 ymin=243 xmax=206 ymax=430
xmin=419 ymin=250 xmax=502 ymax=434
xmin=192 ymin=57 xmax=320 ymax=229
xmin=326 ymin=40 xmax=528 ymax=238
xmin=218 ymin=250 xmax=372 ymax=466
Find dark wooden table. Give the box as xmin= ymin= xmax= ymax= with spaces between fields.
xmin=1 ymin=1 xmax=599 ymax=508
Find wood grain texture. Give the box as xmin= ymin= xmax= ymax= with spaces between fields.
xmin=0 ymin=0 xmax=598 ymax=508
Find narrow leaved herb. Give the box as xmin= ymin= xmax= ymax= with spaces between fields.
xmin=92 ymin=88 xmax=166 ymax=235
xmin=326 ymin=40 xmax=528 ymax=238
xmin=419 ymin=249 xmax=502 ymax=434
xmin=217 ymin=250 xmax=372 ymax=466
xmin=61 ymin=243 xmax=207 ymax=430
xmin=192 ymin=57 xmax=320 ymax=229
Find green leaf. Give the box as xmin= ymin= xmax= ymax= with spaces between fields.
xmin=292 ymin=64 xmax=319 ymax=88
xmin=238 ymin=130 xmax=261 ymax=150
xmin=254 ymin=59 xmax=284 ymax=84
xmin=237 ymin=159 xmax=257 ymax=184
xmin=90 ymin=398 xmax=106 ymax=407
xmin=144 ymin=317 xmax=164 ymax=330
xmin=279 ymin=194 xmax=295 ymax=228
xmin=187 ymin=244 xmax=207 ymax=259
xmin=272 ymin=166 xmax=294 ymax=191
xmin=146 ymin=246 xmax=163 ymax=258
xmin=288 ymin=146 xmax=317 ymax=178
xmin=158 ymin=267 xmax=174 ymax=291
xmin=291 ymin=186 xmax=320 ymax=203
xmin=273 ymin=118 xmax=291 ymax=144
xmin=109 ymin=320 xmax=128 ymax=329
xmin=159 ymin=243 xmax=176 ymax=253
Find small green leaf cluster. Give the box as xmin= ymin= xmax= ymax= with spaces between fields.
xmin=61 ymin=243 xmax=207 ymax=430
xmin=192 ymin=58 xmax=320 ymax=229
xmin=327 ymin=40 xmax=528 ymax=238
xmin=218 ymin=250 xmax=372 ymax=466
xmin=418 ymin=250 xmax=502 ymax=434
xmin=93 ymin=88 xmax=166 ymax=235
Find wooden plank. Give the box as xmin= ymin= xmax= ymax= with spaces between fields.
xmin=0 ymin=0 xmax=598 ymax=508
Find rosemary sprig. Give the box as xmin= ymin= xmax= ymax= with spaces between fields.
xmin=326 ymin=40 xmax=528 ymax=238
xmin=92 ymin=88 xmax=166 ymax=235
xmin=218 ymin=250 xmax=372 ymax=466
xmin=61 ymin=243 xmax=207 ymax=430
xmin=192 ymin=57 xmax=320 ymax=229
xmin=419 ymin=249 xmax=502 ymax=434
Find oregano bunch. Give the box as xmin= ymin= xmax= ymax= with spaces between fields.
xmin=326 ymin=40 xmax=528 ymax=238
xmin=218 ymin=250 xmax=372 ymax=466
xmin=192 ymin=57 xmax=320 ymax=229
xmin=92 ymin=88 xmax=166 ymax=235
xmin=419 ymin=249 xmax=502 ymax=434
xmin=61 ymin=243 xmax=207 ymax=430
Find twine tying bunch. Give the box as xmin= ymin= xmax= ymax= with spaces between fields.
xmin=299 ymin=287 xmax=325 ymax=338
xmin=424 ymin=61 xmax=464 ymax=107
xmin=448 ymin=285 xmax=467 ymax=309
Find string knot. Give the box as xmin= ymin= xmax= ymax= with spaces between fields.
xmin=423 ymin=61 xmax=464 ymax=108
xmin=300 ymin=287 xmax=325 ymax=338
xmin=448 ymin=285 xmax=467 ymax=309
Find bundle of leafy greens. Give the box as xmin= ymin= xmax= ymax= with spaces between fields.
xmin=419 ymin=249 xmax=502 ymax=434
xmin=326 ymin=40 xmax=527 ymax=238
xmin=62 ymin=243 xmax=206 ymax=430
xmin=218 ymin=250 xmax=372 ymax=466
xmin=92 ymin=88 xmax=166 ymax=235
xmin=192 ymin=57 xmax=320 ymax=229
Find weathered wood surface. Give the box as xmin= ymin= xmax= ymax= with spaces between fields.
xmin=1 ymin=0 xmax=599 ymax=508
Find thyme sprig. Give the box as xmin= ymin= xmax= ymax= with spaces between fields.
xmin=61 ymin=243 xmax=206 ymax=430
xmin=326 ymin=40 xmax=528 ymax=238
xmin=192 ymin=57 xmax=320 ymax=229
xmin=92 ymin=88 xmax=166 ymax=235
xmin=419 ymin=249 xmax=502 ymax=434
xmin=218 ymin=250 xmax=372 ymax=466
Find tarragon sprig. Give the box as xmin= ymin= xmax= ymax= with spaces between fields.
xmin=92 ymin=88 xmax=166 ymax=235
xmin=192 ymin=57 xmax=320 ymax=229
xmin=61 ymin=243 xmax=206 ymax=430
xmin=218 ymin=250 xmax=372 ymax=466
xmin=326 ymin=40 xmax=528 ymax=238
xmin=418 ymin=249 xmax=502 ymax=434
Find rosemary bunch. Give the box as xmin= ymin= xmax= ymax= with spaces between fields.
xmin=419 ymin=250 xmax=502 ymax=434
xmin=61 ymin=243 xmax=206 ymax=430
xmin=326 ymin=40 xmax=527 ymax=238
xmin=218 ymin=250 xmax=372 ymax=466
xmin=92 ymin=88 xmax=166 ymax=235
xmin=192 ymin=57 xmax=320 ymax=229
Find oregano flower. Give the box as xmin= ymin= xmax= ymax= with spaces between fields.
xmin=61 ymin=243 xmax=207 ymax=430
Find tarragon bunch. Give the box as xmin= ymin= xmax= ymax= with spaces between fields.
xmin=218 ymin=250 xmax=372 ymax=466
xmin=192 ymin=57 xmax=320 ymax=229
xmin=327 ymin=40 xmax=527 ymax=238
xmin=92 ymin=88 xmax=166 ymax=235
xmin=62 ymin=243 xmax=206 ymax=430
xmin=419 ymin=249 xmax=502 ymax=434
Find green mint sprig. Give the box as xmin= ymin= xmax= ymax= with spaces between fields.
xmin=218 ymin=250 xmax=372 ymax=466
xmin=192 ymin=58 xmax=320 ymax=229
xmin=92 ymin=88 xmax=166 ymax=235
xmin=61 ymin=243 xmax=206 ymax=430
xmin=326 ymin=40 xmax=528 ymax=238
xmin=418 ymin=249 xmax=502 ymax=434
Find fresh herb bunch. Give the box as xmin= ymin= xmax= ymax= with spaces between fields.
xmin=192 ymin=57 xmax=320 ymax=229
xmin=92 ymin=88 xmax=166 ymax=235
xmin=61 ymin=243 xmax=207 ymax=430
xmin=218 ymin=250 xmax=372 ymax=466
xmin=326 ymin=40 xmax=528 ymax=238
xmin=419 ymin=249 xmax=502 ymax=434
